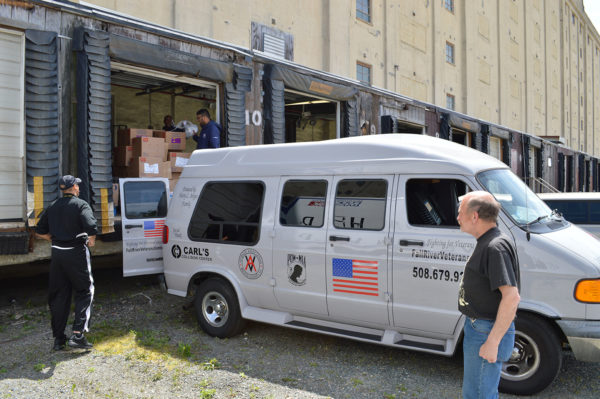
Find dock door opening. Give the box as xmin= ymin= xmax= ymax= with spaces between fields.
xmin=284 ymin=89 xmax=339 ymax=142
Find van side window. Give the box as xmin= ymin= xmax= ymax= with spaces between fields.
xmin=406 ymin=179 xmax=467 ymax=227
xmin=334 ymin=179 xmax=387 ymax=230
xmin=280 ymin=180 xmax=327 ymax=227
xmin=123 ymin=181 xmax=168 ymax=219
xmin=188 ymin=182 xmax=264 ymax=244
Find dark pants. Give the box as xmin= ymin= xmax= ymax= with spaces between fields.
xmin=48 ymin=245 xmax=94 ymax=339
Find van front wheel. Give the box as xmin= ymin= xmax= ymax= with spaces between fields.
xmin=194 ymin=278 xmax=245 ymax=338
xmin=499 ymin=313 xmax=562 ymax=395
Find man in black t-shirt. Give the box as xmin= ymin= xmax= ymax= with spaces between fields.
xmin=36 ymin=175 xmax=98 ymax=351
xmin=457 ymin=191 xmax=520 ymax=399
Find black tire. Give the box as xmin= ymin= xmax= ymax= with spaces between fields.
xmin=499 ymin=313 xmax=562 ymax=395
xmin=194 ymin=278 xmax=246 ymax=338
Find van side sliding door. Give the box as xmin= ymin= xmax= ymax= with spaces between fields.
xmin=325 ymin=175 xmax=395 ymax=326
xmin=272 ymin=177 xmax=332 ymax=315
xmin=392 ymin=175 xmax=474 ymax=336
xmin=120 ymin=178 xmax=169 ymax=277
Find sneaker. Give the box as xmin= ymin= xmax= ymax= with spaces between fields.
xmin=53 ymin=336 xmax=66 ymax=351
xmin=68 ymin=333 xmax=93 ymax=349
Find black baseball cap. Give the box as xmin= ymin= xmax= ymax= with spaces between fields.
xmin=59 ymin=175 xmax=82 ymax=190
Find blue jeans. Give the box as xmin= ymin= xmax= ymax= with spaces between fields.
xmin=462 ymin=318 xmax=515 ymax=399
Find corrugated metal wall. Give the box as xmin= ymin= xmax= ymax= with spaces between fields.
xmin=24 ymin=30 xmax=59 ymax=224
xmin=225 ymin=64 xmax=252 ymax=147
xmin=74 ymin=28 xmax=114 ymax=234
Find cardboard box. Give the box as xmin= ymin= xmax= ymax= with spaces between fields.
xmin=117 ymin=128 xmax=153 ymax=146
xmin=114 ymin=145 xmax=133 ymax=166
xmin=168 ymin=152 xmax=192 ymax=173
xmin=132 ymin=137 xmax=167 ymax=160
xmin=169 ymin=177 xmax=179 ymax=192
xmin=128 ymin=157 xmax=172 ymax=178
xmin=154 ymin=130 xmax=187 ymax=151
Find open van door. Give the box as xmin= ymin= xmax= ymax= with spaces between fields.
xmin=119 ymin=178 xmax=169 ymax=277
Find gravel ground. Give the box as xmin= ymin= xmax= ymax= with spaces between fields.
xmin=0 ymin=259 xmax=599 ymax=399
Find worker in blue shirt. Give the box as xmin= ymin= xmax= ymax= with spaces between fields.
xmin=193 ymin=108 xmax=222 ymax=149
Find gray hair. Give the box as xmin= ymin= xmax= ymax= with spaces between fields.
xmin=467 ymin=194 xmax=501 ymax=222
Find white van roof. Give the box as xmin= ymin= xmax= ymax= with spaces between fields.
xmin=184 ymin=134 xmax=508 ymax=178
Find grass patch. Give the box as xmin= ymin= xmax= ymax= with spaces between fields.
xmin=89 ymin=323 xmax=184 ymax=367
xmin=33 ymin=363 xmax=45 ymax=372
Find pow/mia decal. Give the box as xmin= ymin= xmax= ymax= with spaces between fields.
xmin=239 ymin=249 xmax=264 ymax=279
xmin=287 ymin=254 xmax=306 ymax=286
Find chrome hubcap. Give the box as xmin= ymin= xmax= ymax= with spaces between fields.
xmin=201 ymin=291 xmax=229 ymax=327
xmin=501 ymin=330 xmax=540 ymax=381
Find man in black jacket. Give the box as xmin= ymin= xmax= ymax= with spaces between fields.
xmin=36 ymin=175 xmax=98 ymax=350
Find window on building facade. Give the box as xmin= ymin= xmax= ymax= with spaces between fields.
xmin=444 ymin=0 xmax=454 ymax=13
xmin=446 ymin=94 xmax=455 ymax=110
xmin=356 ymin=62 xmax=371 ymax=84
xmin=446 ymin=42 xmax=455 ymax=64
xmin=489 ymin=137 xmax=503 ymax=161
xmin=356 ymin=0 xmax=371 ymax=23
xmin=529 ymin=146 xmax=537 ymax=178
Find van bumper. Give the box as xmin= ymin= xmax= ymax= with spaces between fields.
xmin=556 ymin=320 xmax=600 ymax=362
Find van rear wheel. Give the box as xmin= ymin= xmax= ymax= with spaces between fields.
xmin=194 ymin=278 xmax=245 ymax=338
xmin=499 ymin=313 xmax=562 ymax=395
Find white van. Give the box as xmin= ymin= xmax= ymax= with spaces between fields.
xmin=537 ymin=192 xmax=600 ymax=239
xmin=119 ymin=135 xmax=600 ymax=396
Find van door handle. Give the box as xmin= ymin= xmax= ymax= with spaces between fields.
xmin=124 ymin=224 xmax=143 ymax=229
xmin=329 ymin=235 xmax=350 ymax=242
xmin=399 ymin=239 xmax=424 ymax=246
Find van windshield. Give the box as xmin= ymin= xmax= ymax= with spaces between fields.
xmin=478 ymin=169 xmax=553 ymax=225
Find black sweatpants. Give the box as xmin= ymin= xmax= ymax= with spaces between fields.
xmin=48 ymin=245 xmax=94 ymax=339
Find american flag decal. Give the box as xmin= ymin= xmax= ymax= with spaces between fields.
xmin=144 ymin=220 xmax=165 ymax=238
xmin=332 ymin=258 xmax=379 ymax=297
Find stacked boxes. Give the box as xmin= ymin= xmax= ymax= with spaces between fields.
xmin=167 ymin=151 xmax=191 ymax=191
xmin=112 ymin=128 xmax=192 ymax=191
xmin=153 ymin=130 xmax=186 ymax=151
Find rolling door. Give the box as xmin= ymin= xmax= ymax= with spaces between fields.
xmin=0 ymin=29 xmax=25 ymax=221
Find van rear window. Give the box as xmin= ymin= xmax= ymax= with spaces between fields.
xmin=123 ymin=181 xmax=168 ymax=219
xmin=188 ymin=181 xmax=264 ymax=244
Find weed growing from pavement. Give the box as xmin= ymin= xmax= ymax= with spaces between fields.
xmin=177 ymin=342 xmax=191 ymax=358
xmin=199 ymin=388 xmax=216 ymax=399
xmin=33 ymin=363 xmax=45 ymax=372
xmin=351 ymin=377 xmax=364 ymax=388
xmin=202 ymin=357 xmax=220 ymax=370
